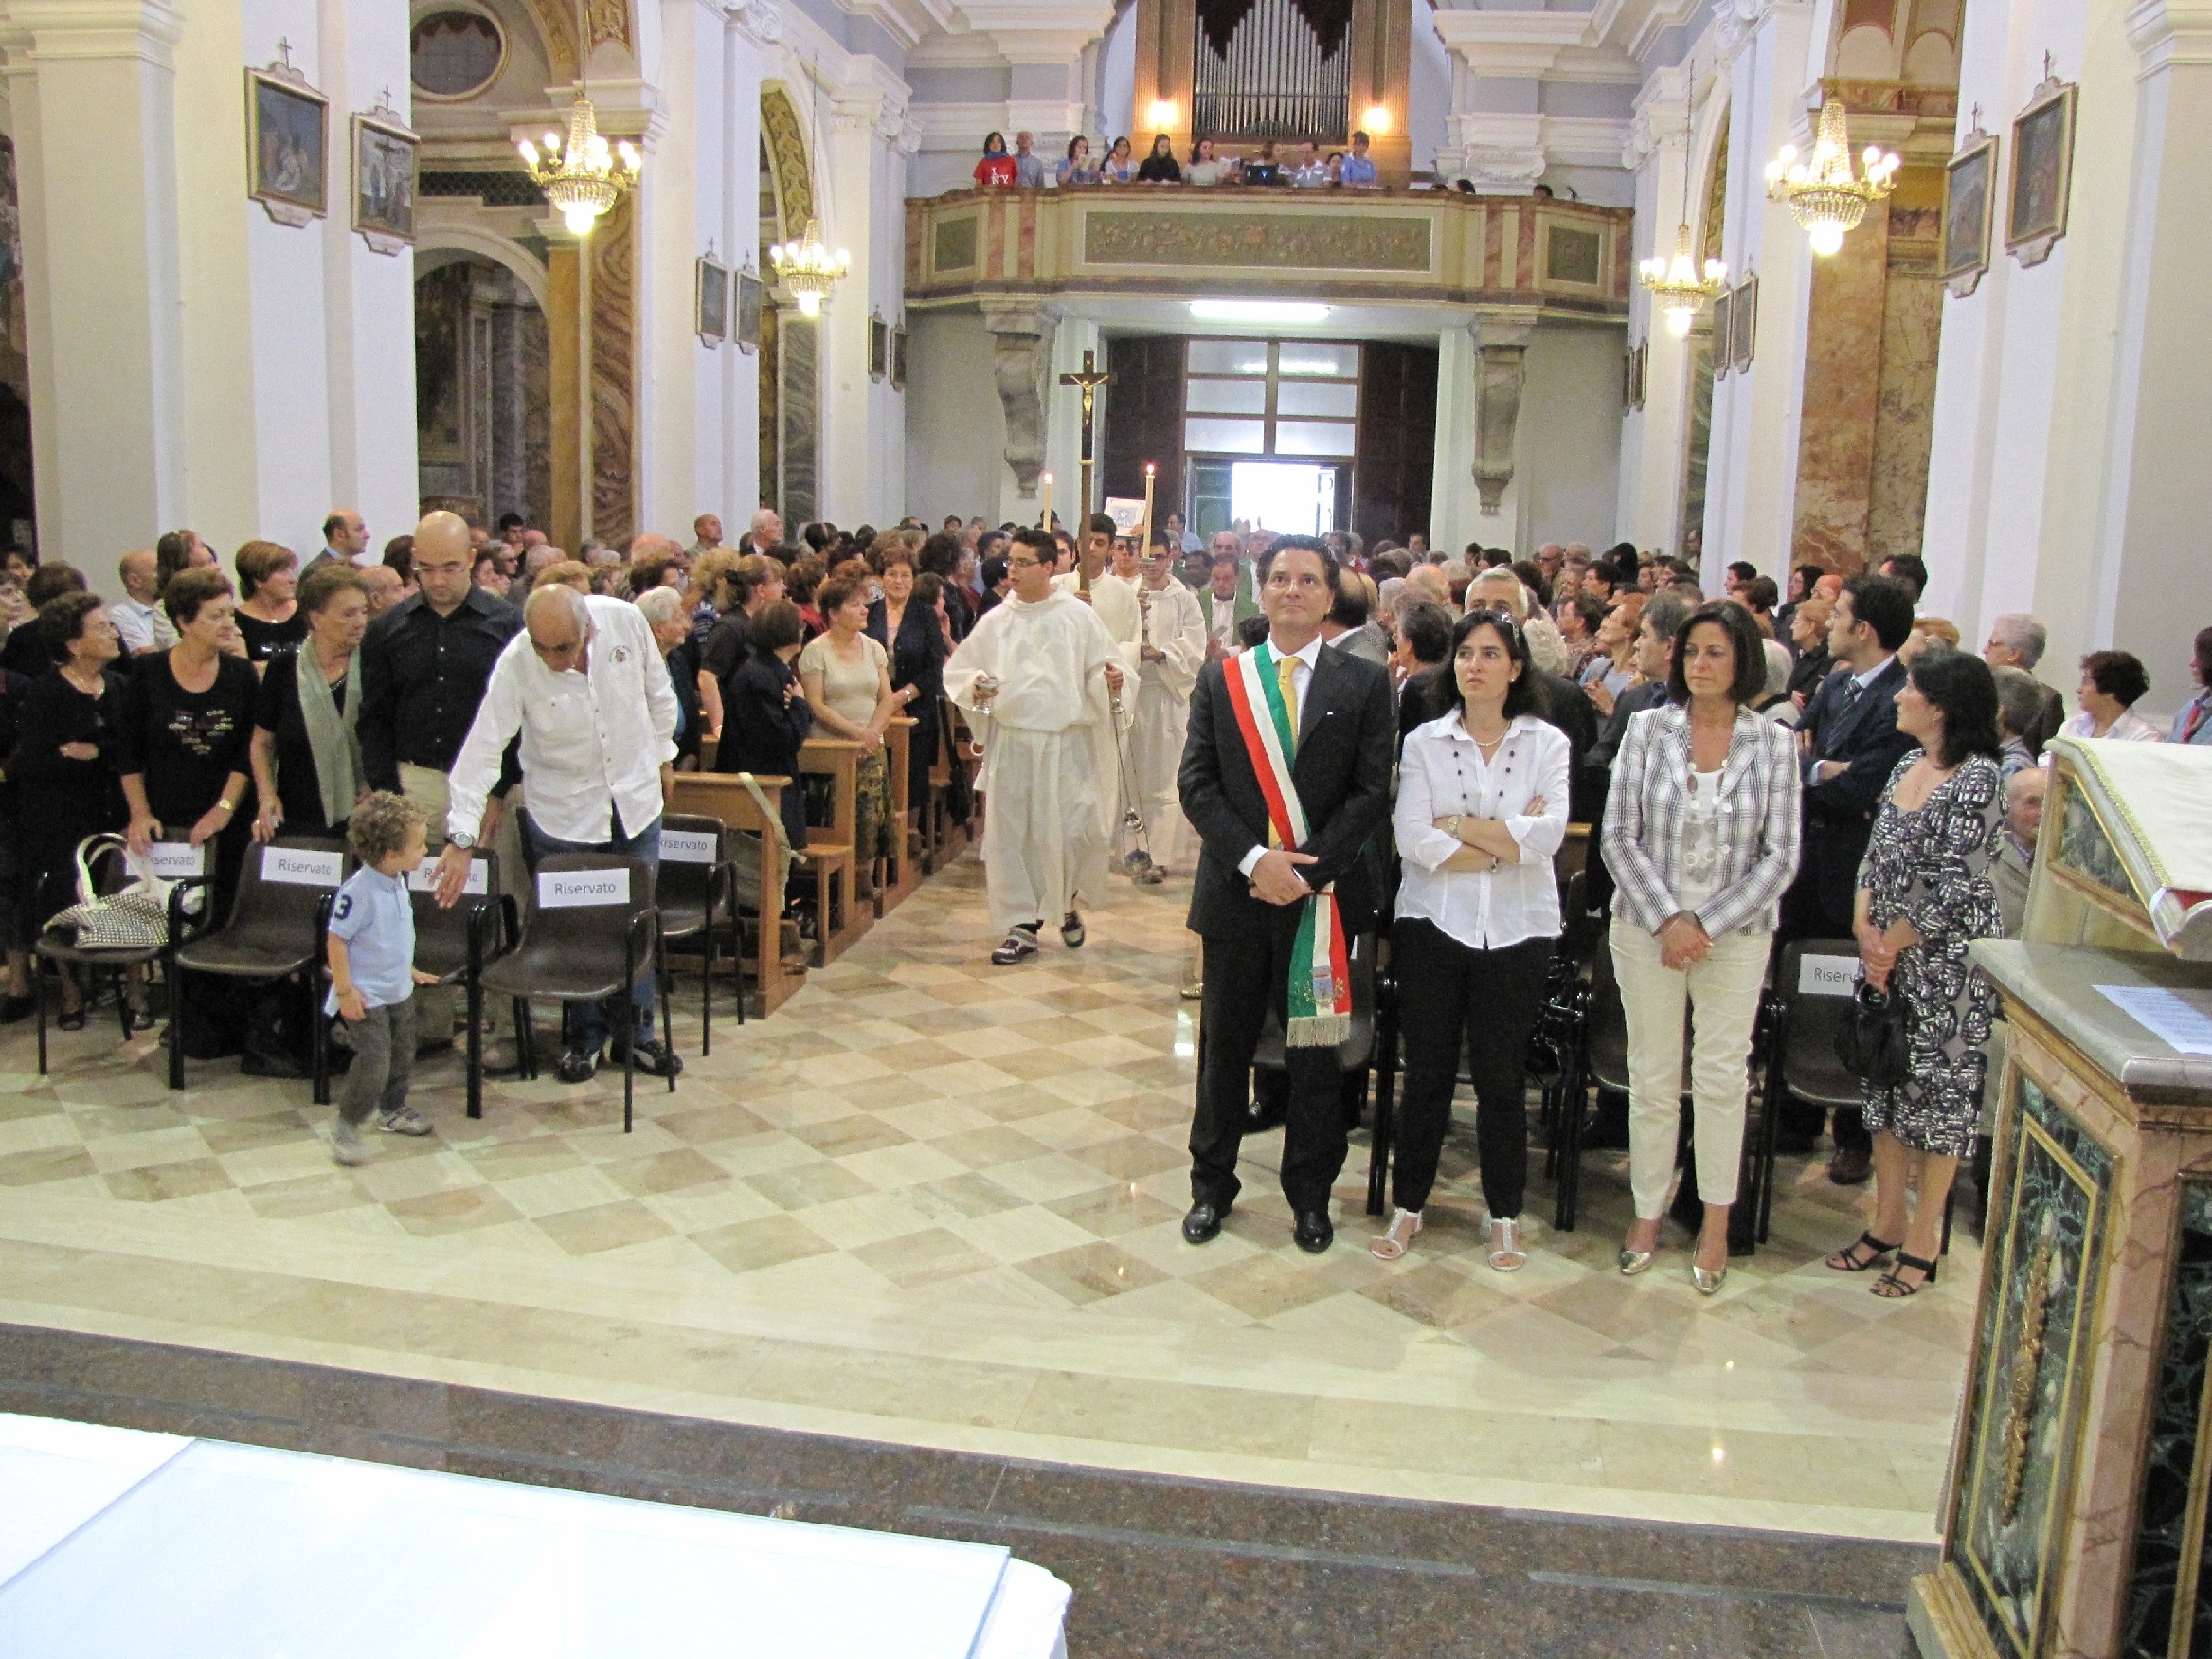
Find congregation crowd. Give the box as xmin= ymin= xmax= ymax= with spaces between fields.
xmin=4 ymin=501 xmax=2203 ymax=1286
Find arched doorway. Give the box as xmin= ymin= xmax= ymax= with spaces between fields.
xmin=760 ymin=86 xmax=818 ymax=527
xmin=413 ymin=251 xmax=550 ymax=531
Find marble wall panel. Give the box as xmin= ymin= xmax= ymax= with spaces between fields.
xmin=1867 ymin=210 xmax=1943 ymax=570
xmin=590 ymin=198 xmax=636 ymax=547
xmin=1790 ymin=202 xmax=1891 ymax=572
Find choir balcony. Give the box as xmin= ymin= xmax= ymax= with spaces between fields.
xmin=903 ymin=185 xmax=1634 ymax=322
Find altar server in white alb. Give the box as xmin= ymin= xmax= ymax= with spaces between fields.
xmin=947 ymin=527 xmax=1129 ymax=965
xmin=1124 ymin=529 xmax=1207 ymax=881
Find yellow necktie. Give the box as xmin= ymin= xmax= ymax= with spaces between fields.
xmin=1276 ymin=654 xmax=1300 ymax=745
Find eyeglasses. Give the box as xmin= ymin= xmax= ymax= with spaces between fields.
xmin=1007 ymin=556 xmax=1043 ymax=570
xmin=1464 ymin=605 xmax=1522 ymax=638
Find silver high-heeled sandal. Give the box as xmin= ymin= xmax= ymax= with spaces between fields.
xmin=1368 ymin=1207 xmax=1422 ymax=1261
xmin=1487 ymin=1215 xmax=1528 ymax=1272
xmin=1619 ymin=1222 xmax=1659 ymax=1276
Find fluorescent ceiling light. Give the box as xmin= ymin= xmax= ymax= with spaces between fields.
xmin=1188 ymin=300 xmax=1332 ymax=325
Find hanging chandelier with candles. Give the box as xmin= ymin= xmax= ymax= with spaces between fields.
xmin=1639 ymin=131 xmax=1726 ymax=337
xmin=768 ymin=219 xmax=852 ymax=317
xmin=1765 ymin=99 xmax=1899 ymax=257
xmin=520 ymin=91 xmax=640 ymax=237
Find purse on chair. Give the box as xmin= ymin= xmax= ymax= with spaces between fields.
xmin=1834 ymin=982 xmax=1910 ymax=1087
xmin=42 ymin=835 xmax=202 ymax=951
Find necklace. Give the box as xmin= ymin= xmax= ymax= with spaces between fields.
xmin=61 ymin=663 xmax=102 ymax=697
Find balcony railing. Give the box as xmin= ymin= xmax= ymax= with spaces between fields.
xmin=904 ymin=184 xmax=1634 ymax=318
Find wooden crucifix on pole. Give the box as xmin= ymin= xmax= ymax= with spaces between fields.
xmin=1058 ymin=348 xmax=1109 ymax=530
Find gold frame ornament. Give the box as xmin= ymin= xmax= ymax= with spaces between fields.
xmin=694 ymin=251 xmax=729 ymax=347
xmin=246 ymin=56 xmax=329 ymax=227
xmin=2007 ymin=67 xmax=2077 ymax=269
xmin=351 ymin=107 xmax=417 ymax=255
xmin=1942 ymin=122 xmax=1998 ymax=298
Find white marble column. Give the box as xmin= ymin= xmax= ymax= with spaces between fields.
xmin=1614 ymin=67 xmax=1704 ymax=551
xmin=3 ymin=0 xmax=188 ymax=568
xmin=817 ymin=79 xmax=906 ymax=526
xmin=1699 ymin=0 xmax=1816 ymax=589
xmin=720 ymin=0 xmax=765 ymax=521
xmin=2078 ymin=0 xmax=2212 ymax=717
xmin=1428 ymin=322 xmax=1483 ymax=540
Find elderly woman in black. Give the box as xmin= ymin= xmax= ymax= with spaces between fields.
xmin=870 ymin=556 xmax=949 ymax=811
xmin=1827 ymin=650 xmax=2005 ymax=1297
xmin=9 ymin=592 xmax=135 ymax=1028
xmin=249 ymin=565 xmax=371 ymax=840
xmin=117 ymin=568 xmax=259 ymax=913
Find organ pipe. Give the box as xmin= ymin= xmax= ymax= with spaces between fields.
xmin=1192 ymin=0 xmax=1349 ymax=146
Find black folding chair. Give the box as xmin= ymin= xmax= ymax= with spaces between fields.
xmin=169 ymin=839 xmax=351 ymax=1101
xmin=478 ymin=854 xmax=673 ymax=1132
xmin=1755 ymin=939 xmax=1863 ymax=1244
xmin=33 ymin=839 xmax=209 ymax=1076
xmin=655 ymin=815 xmax=739 ymax=1055
xmin=406 ymin=849 xmax=513 ymax=1120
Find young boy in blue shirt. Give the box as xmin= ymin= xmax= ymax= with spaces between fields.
xmin=327 ymin=792 xmax=441 ymax=1166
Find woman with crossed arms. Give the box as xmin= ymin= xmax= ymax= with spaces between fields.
xmin=1374 ymin=608 xmax=1569 ymax=1270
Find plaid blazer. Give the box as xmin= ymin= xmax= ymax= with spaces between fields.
xmin=1602 ymin=703 xmax=1803 ymax=938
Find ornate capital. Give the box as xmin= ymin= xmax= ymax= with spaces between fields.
xmin=1471 ymin=324 xmax=1535 ymax=515
xmin=731 ymin=0 xmax=781 ymax=45
xmin=1461 ymin=145 xmax=1549 ymax=191
xmin=1714 ymin=0 xmax=1776 ymax=62
xmin=981 ymin=303 xmax=1056 ymax=498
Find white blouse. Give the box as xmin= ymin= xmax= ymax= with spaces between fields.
xmin=1394 ymin=712 xmax=1571 ymax=951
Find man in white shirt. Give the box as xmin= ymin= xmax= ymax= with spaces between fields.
xmin=746 ymin=507 xmax=783 ymax=558
xmin=1126 ymin=533 xmax=1207 ymax=878
xmin=110 ymin=549 xmax=166 ymax=657
xmin=1291 ymin=141 xmax=1329 ymax=186
xmin=434 ymin=585 xmax=682 ymax=1083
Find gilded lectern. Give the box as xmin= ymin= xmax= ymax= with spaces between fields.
xmin=1912 ymin=737 xmax=2212 ymax=1659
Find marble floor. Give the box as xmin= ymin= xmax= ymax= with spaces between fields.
xmin=0 ymin=854 xmax=1975 ymax=1543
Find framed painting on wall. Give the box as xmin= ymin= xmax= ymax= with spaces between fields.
xmin=868 ymin=312 xmax=888 ymax=382
xmin=695 ymin=255 xmax=728 ymax=346
xmin=1942 ymin=128 xmax=1998 ymax=297
xmin=351 ymin=110 xmax=417 ymax=254
xmin=1731 ymin=272 xmax=1757 ymax=370
xmin=1711 ymin=287 xmax=1734 ymax=380
xmin=734 ymin=269 xmax=763 ymax=355
xmin=246 ymin=64 xmax=329 ymax=226
xmin=891 ymin=325 xmax=908 ymax=391
xmin=2007 ymin=73 xmax=2077 ymax=268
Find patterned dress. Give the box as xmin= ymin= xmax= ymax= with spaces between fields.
xmin=1857 ymin=751 xmax=2005 ymax=1157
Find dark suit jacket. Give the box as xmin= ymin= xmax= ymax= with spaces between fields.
xmin=1793 ymin=656 xmax=1915 ymax=926
xmin=1178 ymin=644 xmax=1395 ymax=938
xmin=2026 ymin=680 xmax=2066 ymax=756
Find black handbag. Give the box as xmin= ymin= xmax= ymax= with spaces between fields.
xmin=1834 ymin=983 xmax=1910 ymax=1086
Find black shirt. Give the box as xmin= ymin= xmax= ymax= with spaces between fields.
xmin=236 ymin=609 xmax=308 ymax=664
xmin=717 ymin=652 xmax=815 ymax=852
xmin=356 ymin=587 xmax=522 ymax=785
xmin=699 ymin=612 xmax=752 ymax=690
xmin=0 ymin=623 xmax=50 ymax=682
xmin=254 ymin=651 xmax=350 ymax=834
xmin=1137 ymin=155 xmax=1182 ymax=183
xmin=114 ymin=651 xmax=259 ymax=823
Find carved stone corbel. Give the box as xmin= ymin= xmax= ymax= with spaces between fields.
xmin=1472 ymin=318 xmax=1537 ymax=515
xmin=981 ymin=302 xmax=1056 ymax=499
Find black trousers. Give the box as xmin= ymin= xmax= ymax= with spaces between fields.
xmin=1191 ymin=921 xmax=1346 ymax=1213
xmin=1391 ymin=920 xmax=1553 ymax=1217
xmin=1776 ymin=856 xmax=1872 ymax=1156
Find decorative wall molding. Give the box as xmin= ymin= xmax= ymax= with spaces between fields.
xmin=731 ymin=0 xmax=782 ymax=45
xmin=1472 ymin=323 xmax=1535 ymax=515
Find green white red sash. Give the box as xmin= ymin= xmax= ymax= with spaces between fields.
xmin=1222 ymin=644 xmax=1353 ymax=1048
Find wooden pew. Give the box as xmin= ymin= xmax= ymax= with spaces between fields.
xmin=922 ymin=695 xmax=974 ymax=873
xmin=881 ymin=715 xmax=920 ymax=913
xmin=798 ymin=736 xmax=869 ymax=963
xmin=666 ymin=770 xmax=800 ymax=1018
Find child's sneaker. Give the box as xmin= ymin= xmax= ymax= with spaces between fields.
xmin=375 ymin=1106 xmax=434 ymax=1136
xmin=332 ymin=1120 xmax=370 ymax=1166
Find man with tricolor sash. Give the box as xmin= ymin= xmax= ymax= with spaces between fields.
xmin=1177 ymin=537 xmax=1395 ymax=1253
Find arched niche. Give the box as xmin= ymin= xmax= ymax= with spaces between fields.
xmin=758 ymin=84 xmax=819 ymax=525
xmin=416 ymin=228 xmax=548 ymax=310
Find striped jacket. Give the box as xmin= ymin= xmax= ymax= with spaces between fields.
xmin=1602 ymin=702 xmax=1804 ymax=939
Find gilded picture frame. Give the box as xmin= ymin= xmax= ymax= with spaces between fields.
xmin=1942 ymin=129 xmax=1998 ymax=298
xmin=246 ymin=65 xmax=329 ymax=226
xmin=891 ymin=325 xmax=908 ymax=391
xmin=351 ymin=110 xmax=417 ymax=255
xmin=733 ymin=269 xmax=764 ymax=355
xmin=695 ymin=254 xmax=728 ymax=346
xmin=2007 ymin=76 xmax=2077 ymax=269
xmin=868 ymin=312 xmax=888 ymax=382
xmin=1711 ymin=287 xmax=1734 ymax=381
xmin=1731 ymin=272 xmax=1757 ymax=370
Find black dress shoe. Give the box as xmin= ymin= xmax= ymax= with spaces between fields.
xmin=1293 ymin=1209 xmax=1334 ymax=1253
xmin=1181 ymin=1201 xmax=1226 ymax=1244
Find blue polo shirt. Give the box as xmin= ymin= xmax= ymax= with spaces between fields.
xmin=325 ymin=865 xmax=416 ymax=1012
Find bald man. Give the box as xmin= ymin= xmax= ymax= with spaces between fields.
xmin=437 ymin=584 xmax=680 ymax=1083
xmin=112 ymin=549 xmax=166 ymax=656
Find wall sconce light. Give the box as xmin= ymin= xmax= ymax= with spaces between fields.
xmin=1361 ymin=105 xmax=1392 ymax=135
xmin=1147 ymin=99 xmax=1177 ymax=131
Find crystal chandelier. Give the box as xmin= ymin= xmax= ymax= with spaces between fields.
xmin=520 ymin=93 xmax=639 ymax=237
xmin=1765 ymin=99 xmax=1899 ymax=257
xmin=1639 ymin=135 xmax=1725 ymax=338
xmin=768 ymin=219 xmax=852 ymax=317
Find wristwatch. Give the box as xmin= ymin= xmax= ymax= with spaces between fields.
xmin=1445 ymin=814 xmax=1464 ymax=840
xmin=448 ymin=830 xmax=477 ymax=850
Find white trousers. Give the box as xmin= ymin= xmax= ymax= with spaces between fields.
xmin=1609 ymin=918 xmax=1771 ymax=1218
xmin=979 ymin=725 xmax=1108 ymax=933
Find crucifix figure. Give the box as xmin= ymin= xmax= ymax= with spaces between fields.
xmin=1059 ymin=348 xmax=1110 ymax=535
